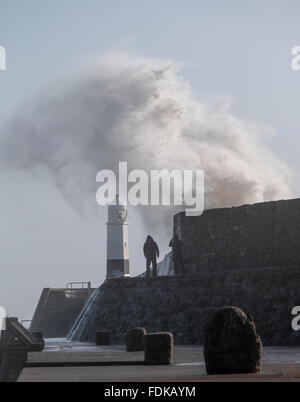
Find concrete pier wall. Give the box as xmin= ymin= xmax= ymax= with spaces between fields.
xmin=30 ymin=288 xmax=95 ymax=338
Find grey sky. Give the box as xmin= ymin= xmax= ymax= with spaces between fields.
xmin=0 ymin=0 xmax=300 ymax=320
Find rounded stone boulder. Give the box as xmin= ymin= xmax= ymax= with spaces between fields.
xmin=126 ymin=328 xmax=147 ymax=352
xmin=204 ymin=306 xmax=262 ymax=375
xmin=95 ymin=331 xmax=110 ymax=346
xmin=144 ymin=332 xmax=173 ymax=365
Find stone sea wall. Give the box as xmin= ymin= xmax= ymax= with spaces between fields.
xmin=70 ymin=199 xmax=300 ymax=346
xmin=70 ymin=268 xmax=300 ymax=346
xmin=174 ymin=198 xmax=300 ymax=273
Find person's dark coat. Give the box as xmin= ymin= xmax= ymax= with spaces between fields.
xmin=143 ymin=236 xmax=160 ymax=259
xmin=169 ymin=234 xmax=185 ymax=275
xmin=169 ymin=235 xmax=183 ymax=258
xmin=144 ymin=236 xmax=160 ymax=278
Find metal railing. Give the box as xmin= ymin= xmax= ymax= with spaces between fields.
xmin=66 ymin=281 xmax=91 ymax=290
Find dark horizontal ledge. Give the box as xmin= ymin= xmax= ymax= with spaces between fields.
xmin=25 ymin=361 xmax=145 ymax=368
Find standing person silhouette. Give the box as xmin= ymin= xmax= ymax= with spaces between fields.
xmin=169 ymin=234 xmax=185 ymax=275
xmin=143 ymin=236 xmax=160 ymax=278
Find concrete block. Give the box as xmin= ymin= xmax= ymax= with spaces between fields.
xmin=96 ymin=331 xmax=110 ymax=346
xmin=0 ymin=318 xmax=44 ymax=382
xmin=126 ymin=328 xmax=146 ymax=352
xmin=144 ymin=332 xmax=173 ymax=365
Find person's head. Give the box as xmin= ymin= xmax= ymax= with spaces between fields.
xmin=147 ymin=235 xmax=153 ymax=242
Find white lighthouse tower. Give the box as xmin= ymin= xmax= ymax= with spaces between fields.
xmin=106 ymin=196 xmax=130 ymax=279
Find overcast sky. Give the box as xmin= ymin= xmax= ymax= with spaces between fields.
xmin=1 ymin=0 xmax=300 ymax=320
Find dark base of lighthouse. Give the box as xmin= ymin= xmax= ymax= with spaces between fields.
xmin=107 ymin=260 xmax=130 ymax=279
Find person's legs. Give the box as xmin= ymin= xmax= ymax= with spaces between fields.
xmin=179 ymin=254 xmax=185 ymax=275
xmin=146 ymin=258 xmax=151 ymax=278
xmin=173 ymin=259 xmax=179 ymax=275
xmin=152 ymin=258 xmax=157 ymax=277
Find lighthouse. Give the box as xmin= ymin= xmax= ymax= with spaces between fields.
xmin=106 ymin=196 xmax=130 ymax=279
